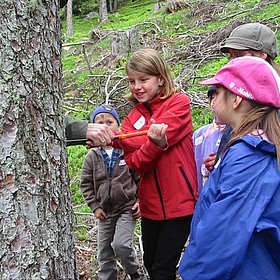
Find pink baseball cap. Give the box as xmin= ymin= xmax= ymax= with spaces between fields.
xmin=200 ymin=56 xmax=280 ymax=108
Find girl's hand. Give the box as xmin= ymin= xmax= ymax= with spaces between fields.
xmin=204 ymin=152 xmax=216 ymax=172
xmin=93 ymin=208 xmax=107 ymax=220
xmin=147 ymin=123 xmax=168 ymax=149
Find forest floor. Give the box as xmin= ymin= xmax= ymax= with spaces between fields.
xmin=76 ymin=239 xmax=97 ymax=279
xmin=75 ymin=238 xmax=144 ymax=280
xmin=74 ymin=216 xmax=146 ymax=280
xmin=74 ymin=217 xmax=182 ymax=279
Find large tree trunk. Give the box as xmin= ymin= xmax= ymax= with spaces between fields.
xmin=0 ymin=1 xmax=77 ymax=279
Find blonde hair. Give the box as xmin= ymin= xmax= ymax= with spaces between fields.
xmin=125 ymin=48 xmax=177 ymax=101
xmin=224 ymin=102 xmax=280 ymax=169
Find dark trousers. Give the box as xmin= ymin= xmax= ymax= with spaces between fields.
xmin=141 ymin=215 xmax=192 ymax=280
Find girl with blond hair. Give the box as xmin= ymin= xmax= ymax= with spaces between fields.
xmin=113 ymin=48 xmax=197 ymax=279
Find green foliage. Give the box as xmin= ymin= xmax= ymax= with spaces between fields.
xmin=75 ymin=226 xmax=90 ymax=241
xmin=103 ymin=0 xmax=159 ymax=29
xmin=78 ymin=0 xmax=99 ymax=15
xmin=71 ymin=111 xmax=90 ymax=120
xmin=62 ymin=16 xmax=99 ymax=43
xmin=198 ymin=57 xmax=228 ymax=78
xmin=67 ymin=145 xmax=88 ymax=205
xmin=67 ymin=145 xmax=94 ymax=241
xmin=192 ymin=107 xmax=214 ymax=131
xmin=62 ymin=54 xmax=78 ymax=71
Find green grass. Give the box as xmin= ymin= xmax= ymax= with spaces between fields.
xmin=62 ymin=54 xmax=79 ymax=71
xmin=103 ymin=0 xmax=159 ymax=29
xmin=62 ymin=16 xmax=99 ymax=42
xmin=67 ymin=145 xmax=88 ymax=202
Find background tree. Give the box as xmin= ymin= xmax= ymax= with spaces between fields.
xmin=67 ymin=0 xmax=74 ymax=37
xmin=99 ymin=0 xmax=108 ymax=23
xmin=108 ymin=0 xmax=119 ymax=12
xmin=0 ymin=0 xmax=77 ymax=279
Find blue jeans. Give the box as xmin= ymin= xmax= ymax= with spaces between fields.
xmin=97 ymin=210 xmax=139 ymax=280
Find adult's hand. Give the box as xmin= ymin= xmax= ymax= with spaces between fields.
xmin=86 ymin=123 xmax=115 ymax=147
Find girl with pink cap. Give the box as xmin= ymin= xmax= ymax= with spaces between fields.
xmin=178 ymin=56 xmax=280 ymax=279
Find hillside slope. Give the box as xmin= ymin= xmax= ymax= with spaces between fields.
xmin=62 ymin=0 xmax=280 ymax=127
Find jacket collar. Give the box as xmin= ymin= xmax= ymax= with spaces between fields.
xmin=135 ymin=93 xmax=172 ymax=113
xmin=237 ymin=135 xmax=276 ymax=155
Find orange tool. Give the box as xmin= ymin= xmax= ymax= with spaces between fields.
xmin=114 ymin=130 xmax=148 ymax=140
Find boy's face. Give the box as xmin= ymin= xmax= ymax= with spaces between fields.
xmin=94 ymin=113 xmax=119 ymax=132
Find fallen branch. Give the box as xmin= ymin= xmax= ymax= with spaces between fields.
xmin=62 ymin=40 xmax=93 ymax=48
xmin=75 ymin=245 xmax=94 ymax=253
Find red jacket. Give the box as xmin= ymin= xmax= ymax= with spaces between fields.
xmin=113 ymin=93 xmax=198 ymax=220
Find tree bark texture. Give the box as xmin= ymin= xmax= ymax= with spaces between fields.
xmin=99 ymin=0 xmax=108 ymax=23
xmin=111 ymin=27 xmax=140 ymax=59
xmin=66 ymin=0 xmax=73 ymax=37
xmin=0 ymin=1 xmax=77 ymax=279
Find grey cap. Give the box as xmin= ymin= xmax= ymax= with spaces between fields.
xmin=220 ymin=23 xmax=278 ymax=59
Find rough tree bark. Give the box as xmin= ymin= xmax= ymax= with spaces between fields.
xmin=111 ymin=27 xmax=140 ymax=59
xmin=0 ymin=0 xmax=77 ymax=279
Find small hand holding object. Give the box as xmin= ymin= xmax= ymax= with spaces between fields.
xmin=93 ymin=208 xmax=107 ymax=220
xmin=86 ymin=123 xmax=115 ymax=148
xmin=131 ymin=202 xmax=141 ymax=218
xmin=147 ymin=122 xmax=168 ymax=149
xmin=204 ymin=152 xmax=216 ymax=172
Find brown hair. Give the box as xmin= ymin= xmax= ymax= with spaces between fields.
xmin=266 ymin=57 xmax=280 ymax=76
xmin=224 ymin=102 xmax=280 ymax=169
xmin=228 ymin=50 xmax=280 ymax=76
xmin=125 ymin=48 xmax=178 ymax=101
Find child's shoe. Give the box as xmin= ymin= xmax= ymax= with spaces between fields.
xmin=129 ymin=269 xmax=146 ymax=280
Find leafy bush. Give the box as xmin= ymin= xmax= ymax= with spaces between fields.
xmin=67 ymin=145 xmax=88 ymax=205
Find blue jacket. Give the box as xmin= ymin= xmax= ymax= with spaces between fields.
xmin=179 ymin=136 xmax=280 ymax=280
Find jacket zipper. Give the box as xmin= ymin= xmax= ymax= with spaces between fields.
xmin=179 ymin=166 xmax=195 ymax=199
xmin=108 ymin=157 xmax=120 ymax=206
xmin=153 ymin=167 xmax=166 ymax=219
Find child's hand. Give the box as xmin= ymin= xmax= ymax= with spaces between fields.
xmin=147 ymin=122 xmax=168 ymax=149
xmin=93 ymin=208 xmax=107 ymax=220
xmin=204 ymin=152 xmax=216 ymax=172
xmin=131 ymin=202 xmax=141 ymax=219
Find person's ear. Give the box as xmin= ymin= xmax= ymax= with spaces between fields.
xmin=232 ymin=95 xmax=243 ymax=109
xmin=158 ymin=77 xmax=164 ymax=86
xmin=258 ymin=52 xmax=268 ymax=60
